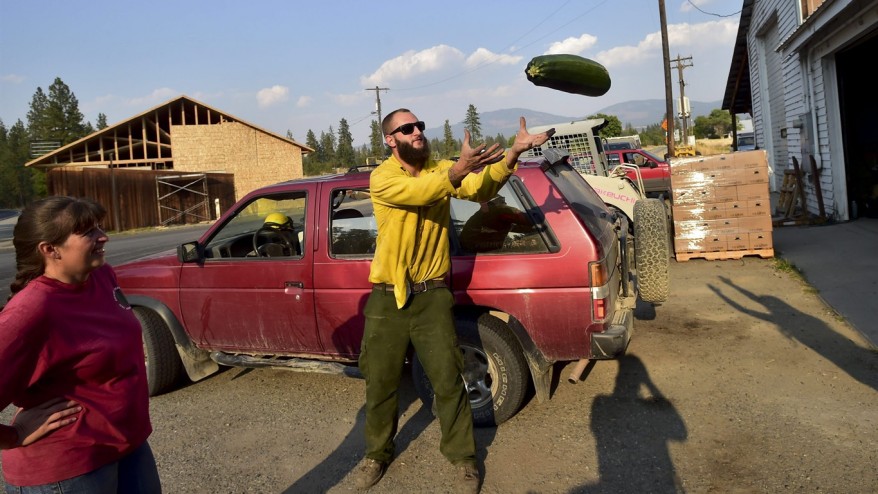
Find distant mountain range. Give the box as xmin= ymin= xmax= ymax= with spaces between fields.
xmin=426 ymin=99 xmax=725 ymax=140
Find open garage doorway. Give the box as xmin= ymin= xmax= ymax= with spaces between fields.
xmin=837 ymin=31 xmax=878 ymax=219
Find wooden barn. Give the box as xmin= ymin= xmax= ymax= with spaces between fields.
xmin=25 ymin=95 xmax=313 ymax=232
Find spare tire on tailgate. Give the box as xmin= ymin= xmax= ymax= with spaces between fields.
xmin=633 ymin=198 xmax=670 ymax=303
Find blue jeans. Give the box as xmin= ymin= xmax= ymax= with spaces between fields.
xmin=4 ymin=441 xmax=161 ymax=494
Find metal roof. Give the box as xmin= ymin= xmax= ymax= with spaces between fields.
xmin=722 ymin=0 xmax=755 ymax=115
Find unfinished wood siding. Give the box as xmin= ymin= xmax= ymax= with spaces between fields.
xmin=47 ymin=168 xmax=235 ymax=231
xmin=171 ymin=121 xmax=303 ymax=200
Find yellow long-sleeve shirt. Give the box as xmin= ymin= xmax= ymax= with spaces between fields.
xmin=369 ymin=154 xmax=516 ymax=308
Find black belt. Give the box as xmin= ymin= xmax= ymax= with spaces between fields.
xmin=373 ymin=279 xmax=447 ymax=294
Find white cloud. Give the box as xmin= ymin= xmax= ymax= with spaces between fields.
xmin=545 ymin=34 xmax=599 ymax=55
xmin=668 ymin=19 xmax=738 ymax=48
xmin=0 ymin=74 xmax=25 ymax=84
xmin=361 ymin=44 xmax=465 ymax=86
xmin=296 ymin=95 xmax=311 ymax=108
xmin=256 ymin=85 xmax=290 ymax=108
xmin=465 ymin=48 xmax=522 ymax=68
xmin=594 ymin=19 xmax=737 ymax=68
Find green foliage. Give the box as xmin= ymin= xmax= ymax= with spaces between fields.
xmin=0 ymin=119 xmax=37 ymax=207
xmin=588 ymin=113 xmax=622 ymax=138
xmin=369 ymin=120 xmax=385 ymax=159
xmin=463 ymin=104 xmax=482 ymax=143
xmin=639 ymin=123 xmax=668 ymax=146
xmin=28 ymin=78 xmax=88 ymax=145
xmin=0 ymin=77 xmax=90 ymax=205
xmin=442 ymin=120 xmax=458 ymax=158
xmin=96 ymin=113 xmax=108 ymax=130
xmin=336 ymin=118 xmax=355 ymax=167
xmin=692 ymin=109 xmax=733 ymax=139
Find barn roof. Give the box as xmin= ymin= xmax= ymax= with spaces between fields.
xmin=26 ymin=94 xmax=314 ymax=168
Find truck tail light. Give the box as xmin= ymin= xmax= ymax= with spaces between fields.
xmin=588 ymin=259 xmax=609 ymax=322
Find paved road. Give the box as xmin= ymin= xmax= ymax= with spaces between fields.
xmin=0 ymin=220 xmax=211 ymax=303
xmin=0 ymin=210 xmax=19 ymax=247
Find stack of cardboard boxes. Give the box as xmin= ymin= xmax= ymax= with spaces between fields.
xmin=671 ymin=150 xmax=774 ymax=261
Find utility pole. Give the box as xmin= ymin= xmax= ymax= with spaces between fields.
xmin=365 ymin=86 xmax=389 ymax=127
xmin=658 ymin=0 xmax=675 ymax=158
xmin=672 ymin=54 xmax=694 ymax=149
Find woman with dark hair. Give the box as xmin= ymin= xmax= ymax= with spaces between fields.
xmin=0 ymin=196 xmax=161 ymax=493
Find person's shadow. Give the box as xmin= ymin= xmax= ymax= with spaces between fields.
xmin=282 ymin=305 xmax=499 ymax=492
xmin=573 ymin=354 xmax=687 ymax=493
xmin=280 ymin=370 xmax=429 ymax=493
xmin=711 ymin=276 xmax=878 ymax=391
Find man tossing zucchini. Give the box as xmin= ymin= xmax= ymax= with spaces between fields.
xmin=354 ymin=108 xmax=554 ymax=493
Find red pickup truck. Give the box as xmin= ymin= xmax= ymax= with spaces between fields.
xmin=605 ymin=148 xmax=671 ymax=199
xmin=114 ymin=151 xmax=654 ymax=427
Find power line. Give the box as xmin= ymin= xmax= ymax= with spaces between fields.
xmin=685 ymin=0 xmax=741 ymax=17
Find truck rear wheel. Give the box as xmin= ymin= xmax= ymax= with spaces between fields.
xmin=412 ymin=313 xmax=529 ymax=427
xmin=633 ymin=199 xmax=670 ymax=303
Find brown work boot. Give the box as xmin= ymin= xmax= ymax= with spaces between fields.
xmin=456 ymin=463 xmax=481 ymax=494
xmin=355 ymin=458 xmax=387 ymax=490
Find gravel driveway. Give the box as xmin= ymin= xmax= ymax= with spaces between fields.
xmin=3 ymin=256 xmax=877 ymax=493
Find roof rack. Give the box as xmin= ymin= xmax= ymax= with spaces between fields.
xmin=347 ymin=163 xmax=380 ymax=173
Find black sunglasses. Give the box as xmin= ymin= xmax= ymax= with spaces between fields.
xmin=388 ymin=121 xmax=425 ymax=136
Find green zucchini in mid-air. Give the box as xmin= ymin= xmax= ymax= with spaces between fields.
xmin=525 ymin=54 xmax=611 ymax=97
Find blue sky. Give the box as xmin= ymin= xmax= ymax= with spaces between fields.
xmin=0 ymin=0 xmax=743 ymax=146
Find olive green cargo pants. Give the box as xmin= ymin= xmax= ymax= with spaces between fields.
xmin=359 ymin=286 xmax=476 ymax=466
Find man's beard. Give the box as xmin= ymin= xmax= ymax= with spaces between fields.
xmin=397 ymin=138 xmax=431 ymax=167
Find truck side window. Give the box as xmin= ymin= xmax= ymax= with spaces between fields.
xmin=203 ymin=193 xmax=306 ymax=259
xmin=330 ymin=188 xmax=377 ymax=257
xmin=451 ymin=184 xmax=548 ymax=255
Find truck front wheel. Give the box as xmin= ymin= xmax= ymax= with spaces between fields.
xmin=135 ymin=307 xmax=185 ymax=396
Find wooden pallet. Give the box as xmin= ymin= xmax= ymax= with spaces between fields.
xmin=675 ymin=248 xmax=775 ymax=262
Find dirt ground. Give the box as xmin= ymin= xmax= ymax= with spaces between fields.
xmin=3 ymin=256 xmax=877 ymax=493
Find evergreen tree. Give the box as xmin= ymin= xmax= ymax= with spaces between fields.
xmin=0 ymin=120 xmax=12 ymax=207
xmin=463 ymin=104 xmax=482 ymax=143
xmin=369 ymin=120 xmax=385 ymax=159
xmin=286 ymin=130 xmax=294 ymax=140
xmin=305 ymin=129 xmax=319 ymax=151
xmin=303 ymin=129 xmax=321 ymax=176
xmin=336 ymin=118 xmax=355 ymax=166
xmin=0 ymin=120 xmax=37 ymax=207
xmin=442 ymin=120 xmax=457 ymax=158
xmin=639 ymin=123 xmax=666 ymax=146
xmin=27 ymin=77 xmax=88 ymax=145
xmin=96 ymin=113 xmax=109 ymax=130
xmin=26 ymin=87 xmax=50 ymax=140
xmin=319 ymin=128 xmax=336 ymax=164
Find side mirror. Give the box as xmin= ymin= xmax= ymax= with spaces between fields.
xmin=177 ymin=241 xmax=203 ymax=263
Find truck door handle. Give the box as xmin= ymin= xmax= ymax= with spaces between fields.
xmin=284 ymin=281 xmax=304 ymax=299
